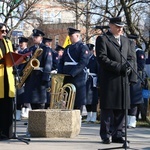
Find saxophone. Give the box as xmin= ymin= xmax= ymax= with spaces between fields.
xmin=17 ymin=47 xmax=43 ymax=89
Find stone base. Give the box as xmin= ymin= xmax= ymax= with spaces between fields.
xmin=28 ymin=109 xmax=81 ymax=138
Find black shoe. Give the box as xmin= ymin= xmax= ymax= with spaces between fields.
xmin=112 ymin=137 xmax=129 ymax=143
xmin=0 ymin=135 xmax=9 ymax=141
xmin=24 ymin=122 xmax=28 ymax=125
xmin=102 ymin=138 xmax=111 ymax=144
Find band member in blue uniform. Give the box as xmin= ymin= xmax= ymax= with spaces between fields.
xmin=43 ymin=37 xmax=58 ymax=71
xmin=58 ymin=27 xmax=90 ymax=112
xmin=16 ymin=37 xmax=30 ymax=120
xmin=55 ymin=45 xmax=64 ymax=59
xmin=55 ymin=44 xmax=64 ymax=67
xmin=96 ymin=17 xmax=136 ymax=144
xmin=17 ymin=37 xmax=29 ymax=71
xmin=24 ymin=29 xmax=52 ymax=109
xmin=85 ymin=43 xmax=99 ymax=123
xmin=128 ymin=34 xmax=146 ymax=128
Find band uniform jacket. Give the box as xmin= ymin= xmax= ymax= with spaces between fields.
xmin=17 ymin=48 xmax=30 ymax=74
xmin=86 ymin=54 xmax=99 ymax=105
xmin=58 ymin=40 xmax=90 ymax=108
xmin=96 ymin=31 xmax=136 ymax=109
xmin=0 ymin=38 xmax=15 ymax=98
xmin=130 ymin=47 xmax=146 ymax=105
xmin=17 ymin=48 xmax=30 ymax=103
xmin=24 ymin=43 xmax=52 ymax=104
xmin=51 ymin=48 xmax=58 ymax=71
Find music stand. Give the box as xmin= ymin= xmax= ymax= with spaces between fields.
xmin=96 ymin=26 xmax=144 ymax=150
xmin=2 ymin=43 xmax=31 ymax=144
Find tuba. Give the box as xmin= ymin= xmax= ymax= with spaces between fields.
xmin=17 ymin=48 xmax=43 ymax=89
xmin=49 ymin=73 xmax=76 ymax=110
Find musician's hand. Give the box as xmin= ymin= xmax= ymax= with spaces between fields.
xmin=51 ymin=70 xmax=57 ymax=74
xmin=24 ymin=56 xmax=30 ymax=62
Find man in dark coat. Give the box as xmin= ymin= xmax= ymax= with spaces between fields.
xmin=58 ymin=27 xmax=90 ymax=112
xmin=24 ymin=29 xmax=52 ymax=109
xmin=85 ymin=43 xmax=99 ymax=123
xmin=96 ymin=17 xmax=136 ymax=144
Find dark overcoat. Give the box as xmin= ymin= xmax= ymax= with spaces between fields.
xmin=58 ymin=40 xmax=90 ymax=108
xmin=96 ymin=31 xmax=136 ymax=109
xmin=23 ymin=43 xmax=52 ymax=104
xmin=86 ymin=54 xmax=99 ymax=105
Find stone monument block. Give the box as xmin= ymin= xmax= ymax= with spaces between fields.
xmin=28 ymin=109 xmax=81 ymax=138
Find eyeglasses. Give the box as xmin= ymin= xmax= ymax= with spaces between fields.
xmin=0 ymin=30 xmax=7 ymax=33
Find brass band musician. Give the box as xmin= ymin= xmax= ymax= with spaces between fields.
xmin=58 ymin=27 xmax=90 ymax=112
xmin=23 ymin=29 xmax=53 ymax=109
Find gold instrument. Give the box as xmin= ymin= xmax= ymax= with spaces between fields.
xmin=17 ymin=48 xmax=43 ymax=89
xmin=49 ymin=73 xmax=76 ymax=110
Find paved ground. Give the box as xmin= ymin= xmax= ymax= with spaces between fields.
xmin=0 ymin=119 xmax=150 ymax=150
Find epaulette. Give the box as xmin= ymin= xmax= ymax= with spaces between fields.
xmin=136 ymin=47 xmax=143 ymax=52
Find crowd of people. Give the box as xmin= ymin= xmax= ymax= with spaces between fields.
xmin=0 ymin=16 xmax=149 ymax=144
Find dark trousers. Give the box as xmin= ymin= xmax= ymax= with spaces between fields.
xmin=31 ymin=103 xmax=45 ymax=109
xmin=100 ymin=109 xmax=125 ymax=140
xmin=86 ymin=104 xmax=97 ymax=112
xmin=0 ymin=98 xmax=13 ymax=139
xmin=136 ymin=102 xmax=147 ymax=121
xmin=74 ymin=105 xmax=83 ymax=115
xmin=128 ymin=104 xmax=137 ymax=116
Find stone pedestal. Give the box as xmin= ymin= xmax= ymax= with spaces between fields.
xmin=28 ymin=109 xmax=81 ymax=138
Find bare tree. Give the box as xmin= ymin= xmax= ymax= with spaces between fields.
xmin=0 ymin=0 xmax=41 ymax=36
xmin=57 ymin=0 xmax=150 ymax=50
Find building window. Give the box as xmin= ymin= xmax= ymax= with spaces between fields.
xmin=55 ymin=11 xmax=61 ymax=23
xmin=55 ymin=35 xmax=59 ymax=47
xmin=50 ymin=12 xmax=55 ymax=23
xmin=43 ymin=10 xmax=49 ymax=21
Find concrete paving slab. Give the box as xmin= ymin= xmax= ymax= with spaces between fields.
xmin=0 ymin=119 xmax=150 ymax=150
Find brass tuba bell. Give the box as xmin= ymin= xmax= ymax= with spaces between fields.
xmin=49 ymin=73 xmax=76 ymax=110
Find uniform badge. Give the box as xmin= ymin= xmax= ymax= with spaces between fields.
xmin=85 ymin=50 xmax=89 ymax=54
xmin=141 ymin=55 xmax=144 ymax=59
xmin=49 ymin=52 xmax=51 ymax=56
